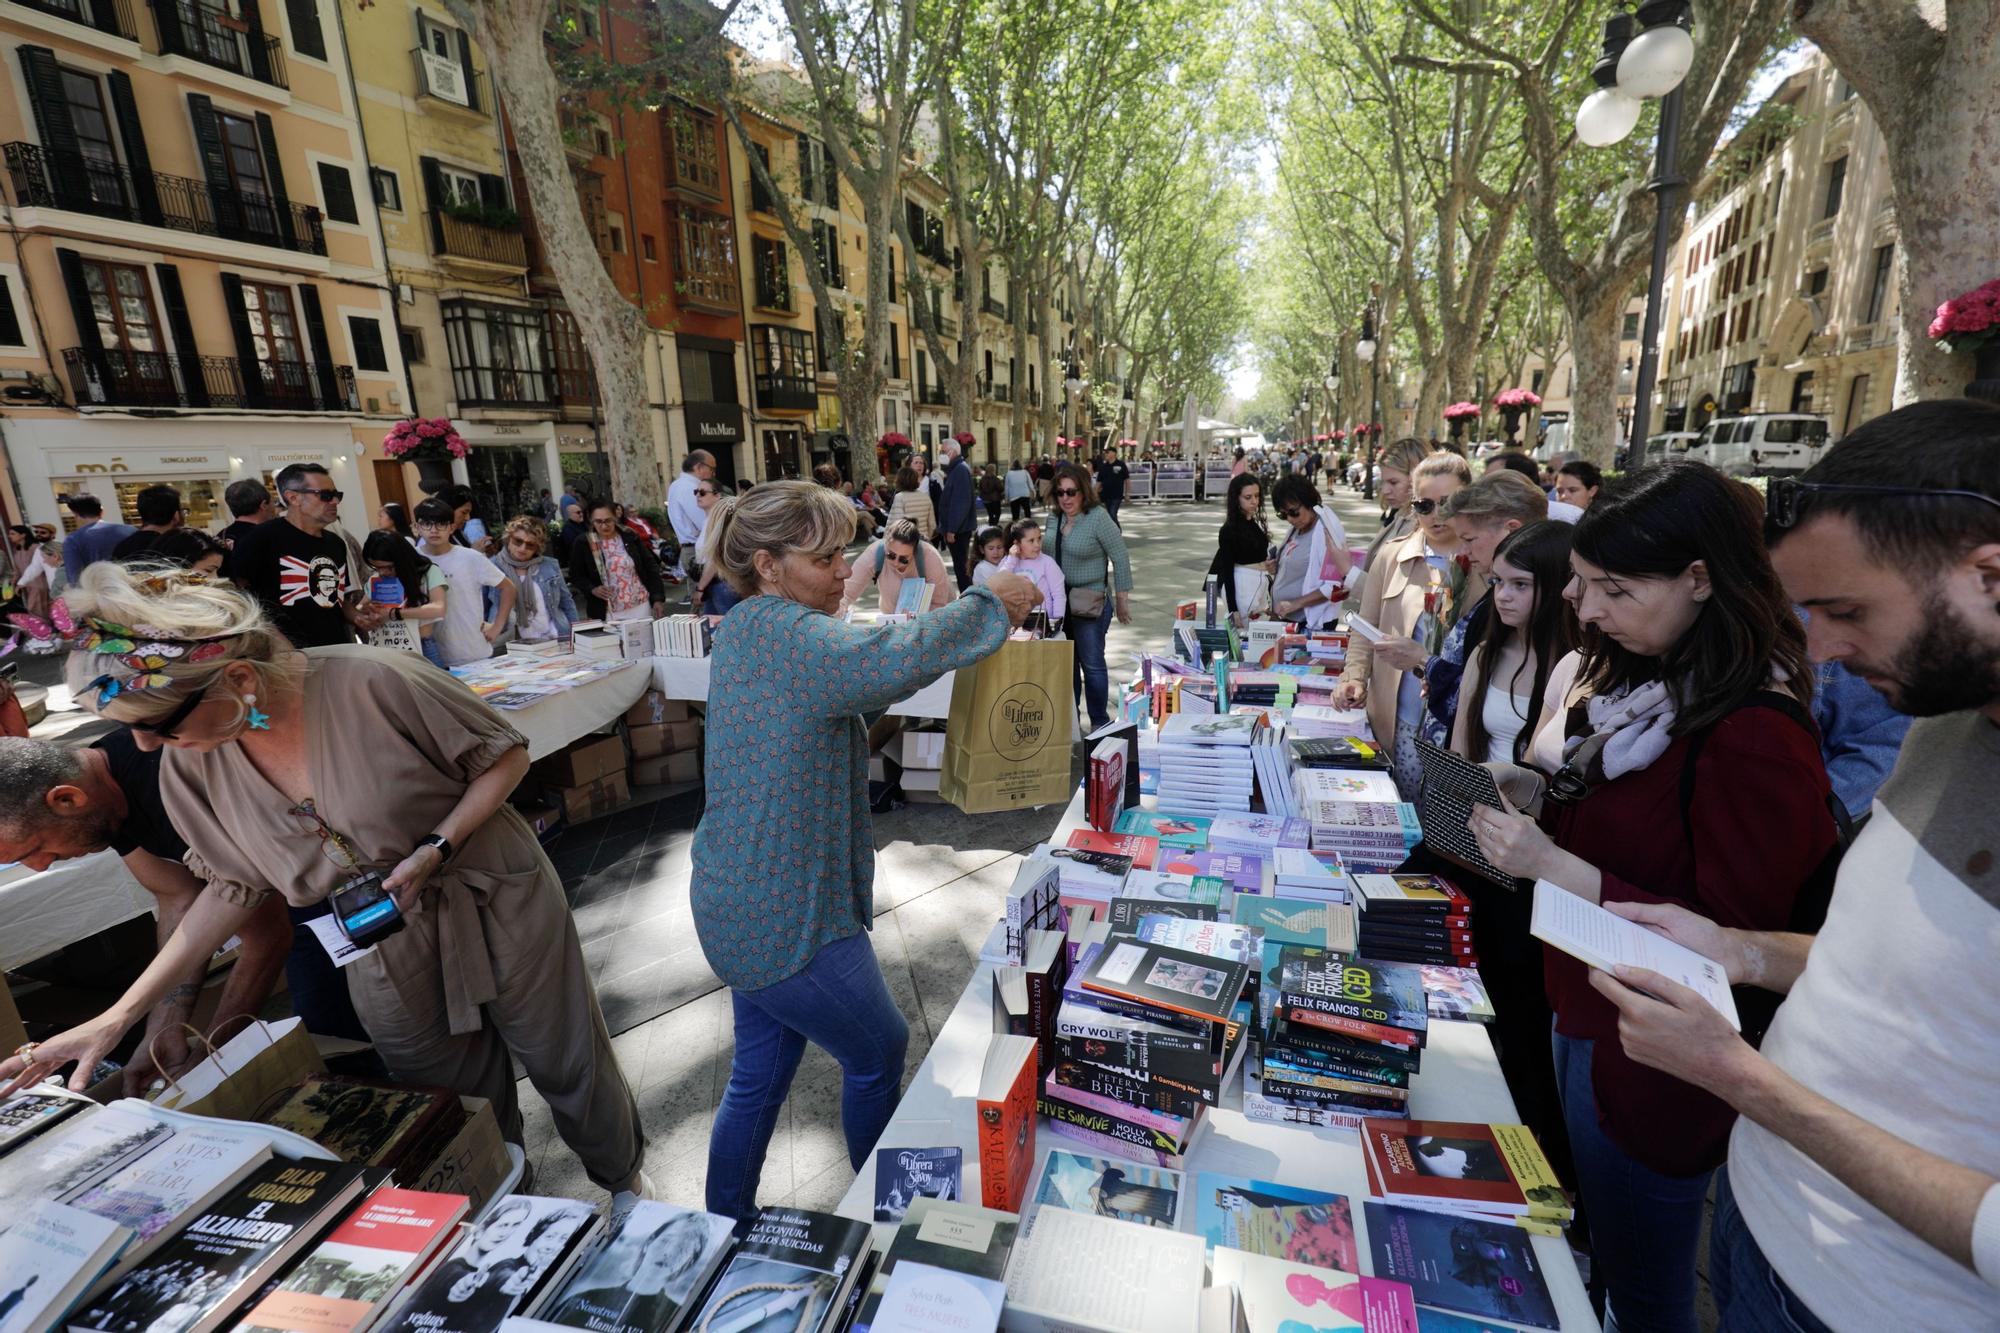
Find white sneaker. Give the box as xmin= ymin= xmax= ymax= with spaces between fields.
xmin=609 ymin=1170 xmax=657 ymax=1222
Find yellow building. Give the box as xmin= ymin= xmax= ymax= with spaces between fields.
xmin=0 ymin=0 xmax=402 ymax=529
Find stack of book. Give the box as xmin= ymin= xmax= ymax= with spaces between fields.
xmin=1271 ymin=847 xmax=1355 ymax=901
xmin=1249 ymin=721 xmax=1298 ymax=818
xmin=650 ymin=614 xmax=715 ymax=658
xmin=992 ymin=927 xmax=1070 ymax=1076
xmin=1208 ymin=812 xmax=1309 ymax=857
xmin=1296 ymin=769 xmax=1421 ymax=870
xmin=1043 ymin=933 xmax=1252 ymax=1169
xmin=1104 ymin=870 xmax=1229 ymax=930
xmin=1155 ymin=712 xmax=1261 ymax=816
xmin=1289 ymin=733 xmax=1391 ymax=767
xmin=1256 ymin=949 xmax=1425 ymax=1125
xmin=1112 ymin=809 xmax=1213 ymax=850
xmin=1000 ymin=847 xmax=1065 ymax=965
xmin=1174 ymin=621 xmax=1238 ymax=665
xmin=1354 ymin=873 xmax=1477 ymax=967
xmin=1066 ymin=828 xmax=1160 ymax=869
xmin=1047 ymin=845 xmax=1133 ymax=916
xmin=1357 ymin=1119 xmax=1573 ymax=1233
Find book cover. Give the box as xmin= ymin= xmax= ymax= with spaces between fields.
xmin=1029 ymin=1150 xmax=1181 ymax=1231
xmin=1158 ymin=713 xmax=1260 ymax=747
xmin=0 ymin=1106 xmax=171 ymax=1212
xmin=893 ymin=579 xmax=934 ymax=615
xmin=257 ymin=1078 xmax=464 ymax=1181
xmin=1236 ymin=897 xmax=1357 ymax=952
xmin=1086 ymin=741 xmax=1128 ymax=833
xmin=1155 ymin=851 xmax=1266 ymax=895
xmin=1111 ymin=811 xmax=1212 ymax=849
xmin=1205 ymin=813 xmax=1311 ymax=851
xmin=1035 ymin=1087 xmax=1197 ymax=1159
xmin=1047 ymin=848 xmax=1134 ymax=898
xmin=1119 ymin=871 xmax=1229 ymax=908
xmin=1191 ymin=1174 xmax=1357 ymax=1272
xmin=238 ymin=1187 xmax=467 ymax=1333
xmin=1419 ymin=968 xmax=1496 ymax=1024
xmin=873 ymin=1150 xmax=962 ymax=1224
xmin=1066 ymin=830 xmax=1159 ymax=871
xmin=0 ymin=1199 xmax=131 ymax=1333
xmin=1362 ymin=1204 xmax=1558 ymax=1331
xmin=68 ymin=1120 xmax=272 ymax=1253
xmin=536 ymin=1202 xmax=734 ymax=1333
xmin=1130 ymin=918 xmax=1262 ymax=971
xmin=1050 ymin=1058 xmax=1213 ymax=1118
xmin=0 ymin=1091 xmax=86 ymax=1159
xmin=1288 ymin=737 xmax=1391 ymax=770
xmin=1208 ymin=1247 xmax=1418 ymax=1333
xmin=1003 ymin=850 xmax=1065 ymax=966
xmin=1103 ymin=898 xmax=1218 ymax=932
xmin=1079 ymin=937 xmax=1250 ymax=1028
xmin=975 ymin=1035 xmax=1038 ymax=1213
xmin=680 ymin=1208 xmax=871 ymax=1333
xmin=1352 ymin=876 xmax=1474 ymax=917
xmin=1279 ymin=952 xmax=1429 ymax=1035
xmin=381 ymin=1196 xmax=602 ymax=1333
xmin=1001 ymin=1208 xmax=1204 ymax=1333
xmin=1359 ymin=1123 xmax=1571 ymax=1224
xmin=868 ymin=1261 xmax=1001 ymax=1333
xmin=71 ymin=1160 xmax=370 ymax=1333
xmin=848 ymin=1199 xmax=1015 ymax=1333
xmin=1296 ymin=769 xmax=1404 ymax=807
xmin=1272 ymin=847 xmax=1354 ymax=891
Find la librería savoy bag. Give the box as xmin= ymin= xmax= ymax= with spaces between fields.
xmin=939 ymin=638 xmax=1076 ymax=813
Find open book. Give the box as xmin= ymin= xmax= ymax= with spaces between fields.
xmin=1528 ymin=880 xmax=1741 ymax=1030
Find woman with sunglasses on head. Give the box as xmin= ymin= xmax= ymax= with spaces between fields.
xmin=1267 ymin=474 xmax=1352 ymax=629
xmin=1336 ymin=451 xmax=1470 ymax=796
xmin=1465 ymin=461 xmax=1840 ymax=1333
xmin=1 ymin=563 xmax=649 ymax=1209
xmin=1048 ymin=463 xmax=1133 ymax=730
xmin=838 ymin=519 xmax=955 ymax=618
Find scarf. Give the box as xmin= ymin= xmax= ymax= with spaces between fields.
xmin=1563 ymin=679 xmax=1678 ymax=783
xmin=496 ymin=550 xmax=544 ymax=637
xmin=1293 ymin=505 xmax=1349 ymax=630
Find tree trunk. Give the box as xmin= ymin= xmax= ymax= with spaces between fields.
xmin=446 ymin=0 xmax=660 ymax=509
xmin=1564 ymin=289 xmax=1625 ymax=469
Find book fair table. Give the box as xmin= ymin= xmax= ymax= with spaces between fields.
xmin=651 ymin=653 xmax=959 ymax=719
xmin=835 ymin=786 xmax=1597 ymax=1331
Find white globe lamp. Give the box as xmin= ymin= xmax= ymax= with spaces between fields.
xmin=1617 ymin=23 xmax=1694 ymax=99
xmin=1576 ymin=88 xmax=1642 ymax=147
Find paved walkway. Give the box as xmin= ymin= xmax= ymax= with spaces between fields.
xmin=520 ymin=474 xmax=1392 ymax=1208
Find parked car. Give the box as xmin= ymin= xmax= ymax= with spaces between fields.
xmin=1688 ymin=414 xmax=1830 ymax=476
xmin=1640 ymin=431 xmax=1702 ymax=465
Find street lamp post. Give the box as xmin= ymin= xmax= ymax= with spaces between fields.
xmin=1357 ymin=288 xmax=1382 ymax=501
xmin=1575 ymin=0 xmax=1693 ymax=460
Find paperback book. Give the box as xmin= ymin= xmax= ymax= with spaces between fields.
xmin=1103 ymin=898 xmax=1217 ymax=931
xmin=0 ymin=1199 xmax=131 ymax=1333
xmin=532 ymin=1201 xmax=735 ymax=1333
xmin=1235 ymin=897 xmax=1357 ymax=952
xmin=678 ymin=1209 xmax=872 ymax=1333
xmin=237 ymin=1187 xmax=467 ymax=1333
xmin=1155 ymin=851 xmax=1267 ymax=895
xmin=256 ymin=1078 xmax=466 ymax=1185
xmin=1190 ymin=1173 xmax=1357 ymax=1272
xmin=65 ymin=1118 xmax=273 ymax=1282
xmin=381 ymin=1195 xmax=602 ymax=1333
xmin=1362 ymin=1203 xmax=1558 ymax=1331
xmin=1110 ymin=811 xmax=1212 ymax=850
xmin=1078 ymin=937 xmax=1250 ymax=1029
xmin=1001 ymin=1207 xmax=1204 ymax=1333
xmin=847 ymin=1199 xmax=1016 ymax=1333
xmin=1002 ymin=849 xmax=1065 ymax=966
xmin=0 ymin=1105 xmax=171 ymax=1211
xmin=975 ymin=1035 xmax=1039 ymax=1213
xmin=1358 ymin=1122 xmax=1571 ymax=1227
xmin=1065 ymin=830 xmax=1159 ymax=870
xmin=1029 ymin=1150 xmax=1182 ymax=1231
xmin=1209 ymin=1247 xmax=1418 ymax=1333
xmin=873 ymin=1149 xmax=963 ymax=1224
xmin=1419 ymin=968 xmax=1496 ymax=1024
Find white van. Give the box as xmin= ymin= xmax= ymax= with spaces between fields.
xmin=1689 ymin=414 xmax=1830 ymax=476
xmin=1642 ymin=431 xmax=1701 ymax=465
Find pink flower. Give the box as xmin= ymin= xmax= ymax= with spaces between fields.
xmin=415 ymin=419 xmax=447 ymax=438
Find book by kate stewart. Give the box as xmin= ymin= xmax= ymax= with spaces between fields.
xmin=1362 ymin=1203 xmax=1558 ymax=1330
xmin=873 ymin=1149 xmax=962 ymax=1224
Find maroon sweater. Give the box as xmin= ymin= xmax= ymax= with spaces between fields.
xmin=1541 ymin=701 xmax=1835 ymax=1177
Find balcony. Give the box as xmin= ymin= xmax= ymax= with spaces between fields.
xmin=665 ymin=113 xmax=722 ymax=201
xmin=64 ymin=346 xmax=356 ymax=411
xmin=978 ymin=374 xmax=1012 ymax=403
xmin=917 ymin=382 xmax=948 ymax=406
xmin=413 ymin=47 xmax=484 ymax=112
xmin=152 ymin=0 xmax=287 ymax=88
xmin=755 ymin=372 xmax=815 ymax=411
xmin=10 ymin=0 xmax=137 ymax=39
xmin=1807 ymin=215 xmax=1836 ymax=246
xmin=432 ymin=208 xmax=528 ymax=269
xmin=981 ymin=295 xmax=1009 ymax=322
xmin=1025 ymin=386 xmax=1041 ymax=409
xmin=4 ymin=142 xmax=327 ymax=255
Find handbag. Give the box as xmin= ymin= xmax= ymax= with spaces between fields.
xmin=1232 ymin=567 xmax=1272 ymax=618
xmin=1052 ymin=514 xmax=1108 ymax=618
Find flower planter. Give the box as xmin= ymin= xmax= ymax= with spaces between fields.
xmin=1967 ymin=341 xmax=2000 ymax=404
xmin=1499 ymin=405 xmax=1524 ymax=445
xmin=414 ymin=456 xmax=455 ymax=495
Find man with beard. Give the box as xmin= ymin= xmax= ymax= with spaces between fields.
xmin=1577 ymin=399 xmax=2000 ymax=1333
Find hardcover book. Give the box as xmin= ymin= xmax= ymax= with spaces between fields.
xmin=1110 ymin=811 xmax=1212 ymax=850
xmin=1078 ymin=937 xmax=1250 ymax=1029
xmin=381 ymin=1195 xmax=602 ymax=1333
xmin=1190 ymin=1174 xmax=1357 ymax=1272
xmin=1208 ymin=1247 xmax=1418 ymax=1333
xmin=975 ymin=1035 xmax=1039 ymax=1213
xmin=0 ymin=1090 xmax=87 ymax=1159
xmin=678 ymin=1209 xmax=871 ymax=1333
xmin=70 ymin=1160 xmax=370 ymax=1333
xmin=1029 ymin=1151 xmax=1181 ymax=1231
xmin=1362 ymin=1203 xmax=1559 ymax=1331
xmin=238 ymin=1187 xmax=467 ymax=1333
xmin=873 ymin=1149 xmax=963 ymax=1224
xmin=1358 ymin=1122 xmax=1571 ymax=1226
xmin=0 ymin=1199 xmax=130 ymax=1333
xmin=848 ymin=1198 xmax=1016 ymax=1333
xmin=534 ymin=1202 xmax=735 ymax=1333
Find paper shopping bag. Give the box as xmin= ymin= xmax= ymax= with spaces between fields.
xmin=938 ymin=638 xmax=1075 ymax=814
xmin=151 ymin=1015 xmax=326 ymax=1121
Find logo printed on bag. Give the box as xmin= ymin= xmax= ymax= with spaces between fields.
xmin=987 ymin=682 xmax=1053 ymax=762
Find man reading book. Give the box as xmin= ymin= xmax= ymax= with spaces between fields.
xmin=1582 ymin=401 xmax=2000 ymax=1333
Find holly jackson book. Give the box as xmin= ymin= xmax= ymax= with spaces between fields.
xmin=1078 ymin=937 xmax=1251 ymax=1029
xmin=69 ymin=1159 xmax=370 ymax=1333
xmin=236 ymin=1187 xmax=467 ymax=1333
xmin=1362 ymin=1203 xmax=1559 ymax=1331
xmin=678 ymin=1209 xmax=872 ymax=1333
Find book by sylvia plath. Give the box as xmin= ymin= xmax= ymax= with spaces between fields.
xmin=873 ymin=1149 xmax=962 ymax=1224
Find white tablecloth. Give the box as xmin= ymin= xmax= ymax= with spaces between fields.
xmin=834 ymin=787 xmax=1596 ymax=1330
xmin=0 ymin=659 xmax=654 ymax=969
xmin=653 ymin=656 xmax=957 ymax=719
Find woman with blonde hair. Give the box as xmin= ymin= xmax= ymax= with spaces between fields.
xmin=1337 ymin=450 xmax=1471 ymax=795
xmin=490 ymin=515 xmax=578 ymax=645
xmin=0 ymin=565 xmax=648 ymax=1210
xmin=1359 ymin=437 xmax=1437 ymax=571
xmin=692 ymin=481 xmax=1039 ymax=1218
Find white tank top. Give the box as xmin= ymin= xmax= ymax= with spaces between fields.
xmin=1481 ymin=684 xmax=1532 ymax=765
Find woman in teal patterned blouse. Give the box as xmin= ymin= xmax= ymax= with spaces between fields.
xmin=691 ymin=482 xmax=1041 ymax=1219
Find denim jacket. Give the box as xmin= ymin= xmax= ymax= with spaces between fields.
xmin=1811 ymin=659 xmax=1912 ymax=821
xmin=490 ymin=552 xmax=578 ymax=642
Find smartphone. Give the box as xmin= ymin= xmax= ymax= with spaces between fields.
xmin=368 ymin=574 xmax=406 ymax=605
xmin=329 ymin=872 xmax=405 ymax=947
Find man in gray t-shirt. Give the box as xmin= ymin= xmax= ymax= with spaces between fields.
xmin=1577 ymin=401 xmax=2000 ymax=1332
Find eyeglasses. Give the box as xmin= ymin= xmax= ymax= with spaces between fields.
xmin=1411 ymin=498 xmax=1440 ymax=515
xmin=414 ymin=520 xmax=452 ymax=532
xmin=694 ymin=487 xmax=716 ymax=497
xmin=128 ymin=682 xmax=211 ymax=741
xmin=287 ymin=798 xmax=364 ymax=874
xmin=1279 ymin=505 xmax=1304 ymax=519
xmin=1054 ymin=487 xmax=1081 ymax=498
xmin=286 ymin=487 xmax=344 ymax=503
xmin=1765 ymin=476 xmax=2000 ymax=529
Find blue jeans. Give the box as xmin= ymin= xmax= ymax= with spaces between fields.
xmin=707 ymin=931 xmax=909 ymax=1220
xmin=1552 ymin=1032 xmax=1712 ymax=1333
xmin=1069 ymin=595 xmax=1114 ymax=729
xmin=420 ymin=634 xmax=447 ymax=669
xmin=1710 ymin=1167 xmax=1836 ymax=1333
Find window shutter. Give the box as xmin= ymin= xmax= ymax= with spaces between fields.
xmin=18 ymin=46 xmax=92 ymax=212
xmin=316 ymin=162 xmax=357 ymax=224
xmin=456 ymin=30 xmax=479 ymax=111
xmin=477 ymin=172 xmax=506 ymax=210
xmin=219 ymin=273 xmax=265 ymax=406
xmin=241 ymin=1 xmax=273 ymax=85
xmin=419 ymin=156 xmax=448 ymax=252
xmin=297 ymin=284 xmax=341 ymax=407
xmin=253 ymin=112 xmax=298 ymax=248
xmin=796 ymin=134 xmax=812 ymax=203
xmin=285 ymin=0 xmax=326 ymax=60
xmin=87 ymin=0 xmax=120 ymax=35
xmin=185 ymin=94 xmax=239 ymax=238
xmin=57 ymin=248 xmax=104 ymax=356
xmin=153 ymin=264 xmax=208 ymax=407
xmin=102 ymin=72 xmax=161 ymax=226
xmin=348 ymin=315 xmax=387 ymax=372
xmin=0 ymin=276 xmax=20 ymax=348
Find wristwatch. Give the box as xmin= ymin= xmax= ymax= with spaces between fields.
xmin=417 ymin=833 xmax=453 ymax=863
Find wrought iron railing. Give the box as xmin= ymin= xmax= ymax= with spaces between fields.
xmin=14 ymin=0 xmax=137 ymax=39
xmin=917 ymin=382 xmax=949 ymax=406
xmin=4 ymin=142 xmax=326 ymax=255
xmin=64 ymin=347 xmax=355 ymax=411
xmin=978 ymin=374 xmax=1012 ymax=402
xmin=152 ymin=0 xmax=287 ymax=87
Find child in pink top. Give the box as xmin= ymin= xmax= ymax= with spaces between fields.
xmin=998 ymin=518 xmax=1066 ymax=624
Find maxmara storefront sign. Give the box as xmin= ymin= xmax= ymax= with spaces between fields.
xmin=684 ymin=402 xmax=744 ymax=443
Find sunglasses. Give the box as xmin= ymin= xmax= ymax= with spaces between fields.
xmin=1765 ymin=477 xmax=2000 ymax=529
xmin=129 ymin=682 xmax=211 ymax=741
xmin=286 ymin=487 xmax=343 ymax=502
xmin=1054 ymin=487 xmax=1081 ymax=498
xmin=694 ymin=487 xmax=716 ymax=497
xmin=1280 ymin=505 xmax=1304 ymax=519
xmin=1411 ymin=498 xmax=1440 ymax=515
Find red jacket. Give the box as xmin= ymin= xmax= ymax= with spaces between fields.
xmin=1541 ymin=700 xmax=1836 ymax=1177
